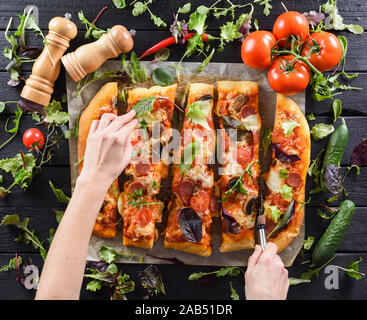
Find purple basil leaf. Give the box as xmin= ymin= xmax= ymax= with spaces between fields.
xmin=271 ymin=143 xmax=301 ymax=162
xmin=178 ymin=208 xmax=202 ymax=243
xmin=303 ymin=11 xmax=326 ymax=26
xmin=170 ymin=14 xmax=188 ymax=44
xmin=18 ymin=98 xmax=46 ymax=115
xmin=351 ymin=139 xmax=367 ymax=166
xmin=222 ymin=207 xmax=240 ymax=234
xmin=19 ymin=45 xmax=42 ymax=60
xmin=322 ymin=164 xmax=343 ymax=194
xmin=138 ymin=265 xmax=166 ymax=298
xmin=86 ymin=260 xmax=109 ymax=273
xmin=7 ymin=79 xmax=22 ymax=87
xmin=145 ymin=253 xmax=185 ymax=265
xmin=238 ymin=17 xmax=252 ymax=41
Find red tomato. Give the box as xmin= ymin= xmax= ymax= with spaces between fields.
xmin=273 ymin=11 xmax=309 ymax=48
xmin=23 ymin=128 xmax=45 ymax=150
xmin=301 ymin=31 xmax=343 ymax=72
xmin=190 ymin=190 xmax=210 ymax=213
xmin=135 ymin=207 xmax=153 ymax=227
xmin=241 ymin=31 xmax=276 ymax=70
xmin=267 ymin=55 xmax=310 ymax=95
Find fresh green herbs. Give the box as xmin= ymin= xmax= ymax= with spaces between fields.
xmin=253 ymin=0 xmax=273 ymax=16
xmin=180 ymin=142 xmax=201 ymax=176
xmin=127 ymin=188 xmax=160 ymax=209
xmin=138 ymin=265 xmax=166 ymax=298
xmin=112 ymin=0 xmax=126 ymax=9
xmin=151 ymin=67 xmax=174 ymax=86
xmin=0 ymin=104 xmax=23 ymax=150
xmin=186 ymin=100 xmax=211 ymax=130
xmin=281 ymin=119 xmax=299 ymax=137
xmin=132 ymin=95 xmax=156 ymax=117
xmin=121 ymin=52 xmax=148 ymax=83
xmin=78 ymin=11 xmax=108 ymax=40
xmin=311 ymin=123 xmax=334 ymax=140
xmin=262 ymin=128 xmax=272 ymax=153
xmin=132 ymin=0 xmax=167 ymax=27
xmin=0 ymin=256 xmax=22 ymax=273
xmin=49 ymin=180 xmax=70 ymax=204
xmin=332 ymin=99 xmax=342 ymax=122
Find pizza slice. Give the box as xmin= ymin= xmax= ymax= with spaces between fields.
xmin=215 ymin=81 xmax=261 ymax=252
xmin=263 ymin=94 xmax=310 ymax=252
xmin=163 ymin=83 xmax=216 ymax=257
xmin=78 ymin=82 xmax=120 ymax=238
xmin=117 ymin=84 xmax=177 ymax=249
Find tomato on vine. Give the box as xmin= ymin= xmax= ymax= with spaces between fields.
xmin=241 ymin=31 xmax=277 ymax=70
xmin=23 ymin=128 xmax=45 ymax=150
xmin=273 ymin=11 xmax=310 ymax=48
xmin=301 ymin=31 xmax=343 ymax=72
xmin=267 ymin=55 xmax=310 ymax=95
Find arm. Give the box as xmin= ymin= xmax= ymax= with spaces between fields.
xmin=35 ymin=111 xmax=137 ymax=300
xmin=245 ymin=243 xmax=289 ymax=300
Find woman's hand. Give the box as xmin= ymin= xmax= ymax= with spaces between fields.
xmin=245 ymin=243 xmax=289 ymax=300
xmin=79 ymin=110 xmax=138 ymax=187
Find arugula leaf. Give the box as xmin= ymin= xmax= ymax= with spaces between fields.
xmin=49 ymin=180 xmax=70 ymax=204
xmin=279 ymin=184 xmax=293 ymax=201
xmin=197 ymin=48 xmax=215 ymax=73
xmin=311 ymin=123 xmax=334 ymax=140
xmin=177 ymin=3 xmax=191 ymax=14
xmin=78 ymin=11 xmax=108 ymax=40
xmin=188 ymin=266 xmax=243 ymax=280
xmin=332 ymin=99 xmax=342 ymax=122
xmin=301 ymin=257 xmax=335 ymax=280
xmin=112 ymin=0 xmax=126 ymax=9
xmin=99 ymin=245 xmax=142 ymax=264
xmin=306 ymin=113 xmax=316 ymax=121
xmin=0 ymin=104 xmax=23 ymax=150
xmin=303 ymin=236 xmax=315 ymax=250
xmin=131 ymin=0 xmax=166 ymax=27
xmin=289 ymin=277 xmax=311 ymax=285
xmin=121 ymin=52 xmax=148 ymax=83
xmin=180 ymin=142 xmax=201 ymax=176
xmin=186 ymin=100 xmax=211 ymax=130
xmin=0 ymin=256 xmax=22 ymax=272
xmin=1 ymin=214 xmax=47 ymax=260
xmin=229 ymin=282 xmax=240 ymax=300
xmin=344 ymin=257 xmax=365 ymax=280
xmin=0 ymin=152 xmax=36 ymax=192
xmin=254 ymin=0 xmax=273 ymax=16
xmin=281 ymin=119 xmax=299 ymax=137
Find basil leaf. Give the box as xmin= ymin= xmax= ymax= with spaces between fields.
xmin=151 ymin=67 xmax=174 ymax=86
xmin=49 ymin=180 xmax=70 ymax=204
xmin=132 ymin=96 xmax=156 ymax=117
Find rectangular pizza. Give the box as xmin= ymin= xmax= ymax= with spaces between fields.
xmin=263 ymin=94 xmax=310 ymax=252
xmin=215 ymin=80 xmax=261 ymax=252
xmin=118 ymin=84 xmax=177 ymax=249
xmin=78 ymin=82 xmax=120 ymax=238
xmin=163 ymin=83 xmax=217 ymax=257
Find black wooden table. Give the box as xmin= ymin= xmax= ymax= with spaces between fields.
xmin=0 ymin=0 xmax=366 ymax=300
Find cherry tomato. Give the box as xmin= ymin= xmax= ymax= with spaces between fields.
xmin=23 ymin=128 xmax=45 ymax=150
xmin=241 ymin=31 xmax=276 ymax=70
xmin=301 ymin=31 xmax=343 ymax=72
xmin=273 ymin=11 xmax=309 ymax=48
xmin=135 ymin=207 xmax=153 ymax=227
xmin=267 ymin=55 xmax=310 ymax=95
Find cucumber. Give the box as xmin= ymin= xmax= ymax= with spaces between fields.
xmin=312 ymin=200 xmax=356 ymax=266
xmin=320 ymin=118 xmax=348 ymax=192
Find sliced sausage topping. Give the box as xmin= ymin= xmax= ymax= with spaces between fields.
xmin=135 ymin=162 xmax=150 ymax=177
xmin=177 ymin=180 xmax=195 ymax=205
xmin=190 ymin=190 xmax=210 ymax=213
xmin=286 ymin=172 xmax=303 ymax=189
xmin=240 ymin=105 xmax=256 ymax=119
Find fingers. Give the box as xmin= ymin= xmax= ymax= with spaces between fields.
xmin=248 ymin=245 xmax=262 ymax=268
xmin=96 ymin=113 xmax=116 ymax=132
xmin=121 ymin=139 xmax=133 ymax=170
xmin=107 ymin=110 xmax=137 ymax=132
xmin=258 ymin=242 xmax=278 ymax=264
xmin=89 ymin=120 xmax=99 ymax=135
xmin=117 ymin=118 xmax=138 ymax=138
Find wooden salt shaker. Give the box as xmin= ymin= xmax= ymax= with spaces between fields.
xmin=21 ymin=17 xmax=77 ymax=106
xmin=61 ymin=25 xmax=134 ymax=82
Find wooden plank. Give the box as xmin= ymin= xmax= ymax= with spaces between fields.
xmin=0 ymin=206 xmax=365 ymax=254
xmin=1 ymin=0 xmax=366 ymax=31
xmin=0 ymin=166 xmax=71 ymax=207
xmin=0 ymin=114 xmax=70 ymax=166
xmin=0 ymin=252 xmax=366 ymax=300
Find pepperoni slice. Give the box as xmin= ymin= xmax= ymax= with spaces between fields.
xmin=177 ymin=180 xmax=194 ymax=205
xmin=240 ymin=106 xmax=256 ymax=119
xmin=135 ymin=207 xmax=153 ymax=227
xmin=135 ymin=162 xmax=150 ymax=177
xmin=235 ymin=147 xmax=251 ymax=166
xmin=128 ymin=182 xmax=145 ymax=195
xmin=190 ymin=190 xmax=210 ymax=213
xmin=286 ymin=172 xmax=302 ymax=189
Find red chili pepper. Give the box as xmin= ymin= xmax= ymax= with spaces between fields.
xmin=139 ymin=33 xmax=211 ymax=59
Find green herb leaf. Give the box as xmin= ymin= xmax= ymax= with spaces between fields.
xmin=151 ymin=67 xmax=174 ymax=86
xmin=197 ymin=48 xmax=215 ymax=73
xmin=153 ymin=48 xmax=170 ymax=62
xmin=186 ymin=100 xmax=211 ymax=130
xmin=177 ymin=3 xmax=191 ymax=14
xmin=262 ymin=128 xmax=272 ymax=154
xmin=265 ymin=205 xmax=281 ymax=222
xmin=254 ymin=0 xmax=273 ymax=16
xmin=303 ymin=236 xmax=315 ymax=250
xmin=43 ymin=100 xmax=70 ymax=125
xmin=132 ymin=2 xmax=146 ymax=16
xmin=0 ymin=256 xmax=22 ymax=272
xmin=279 ymin=169 xmax=289 ymax=179
xmin=311 ymin=123 xmax=334 ymax=140
xmin=332 ymin=99 xmax=342 ymax=122
xmin=49 ymin=180 xmax=70 ymax=204
xmin=180 ymin=142 xmax=201 ymax=176
xmin=112 ymin=0 xmax=126 ymax=9
xmin=280 ymin=184 xmax=293 ymax=201
xmin=230 ymin=282 xmax=240 ymax=300
xmin=132 ymin=96 xmax=156 ymax=117
xmin=121 ymin=51 xmax=148 ymax=83
xmin=281 ymin=119 xmax=299 ymax=137
xmin=306 ymin=113 xmax=316 ymax=121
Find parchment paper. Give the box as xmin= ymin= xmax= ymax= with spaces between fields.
xmin=65 ymin=61 xmax=305 ymax=267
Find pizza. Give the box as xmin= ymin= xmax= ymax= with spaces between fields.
xmin=163 ymin=83 xmax=217 ymax=257
xmin=215 ymin=81 xmax=261 ymax=252
xmin=117 ymin=84 xmax=177 ymax=249
xmin=78 ymin=82 xmax=120 ymax=238
xmin=263 ymin=94 xmax=310 ymax=252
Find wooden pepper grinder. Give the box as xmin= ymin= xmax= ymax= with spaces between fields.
xmin=21 ymin=17 xmax=77 ymax=106
xmin=61 ymin=25 xmax=134 ymax=82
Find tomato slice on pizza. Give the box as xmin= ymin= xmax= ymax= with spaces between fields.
xmin=118 ymin=84 xmax=177 ymax=249
xmin=215 ymin=81 xmax=261 ymax=252
xmin=263 ymin=94 xmax=310 ymax=252
xmin=164 ymin=83 xmax=216 ymax=257
xmin=78 ymin=82 xmax=120 ymax=238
